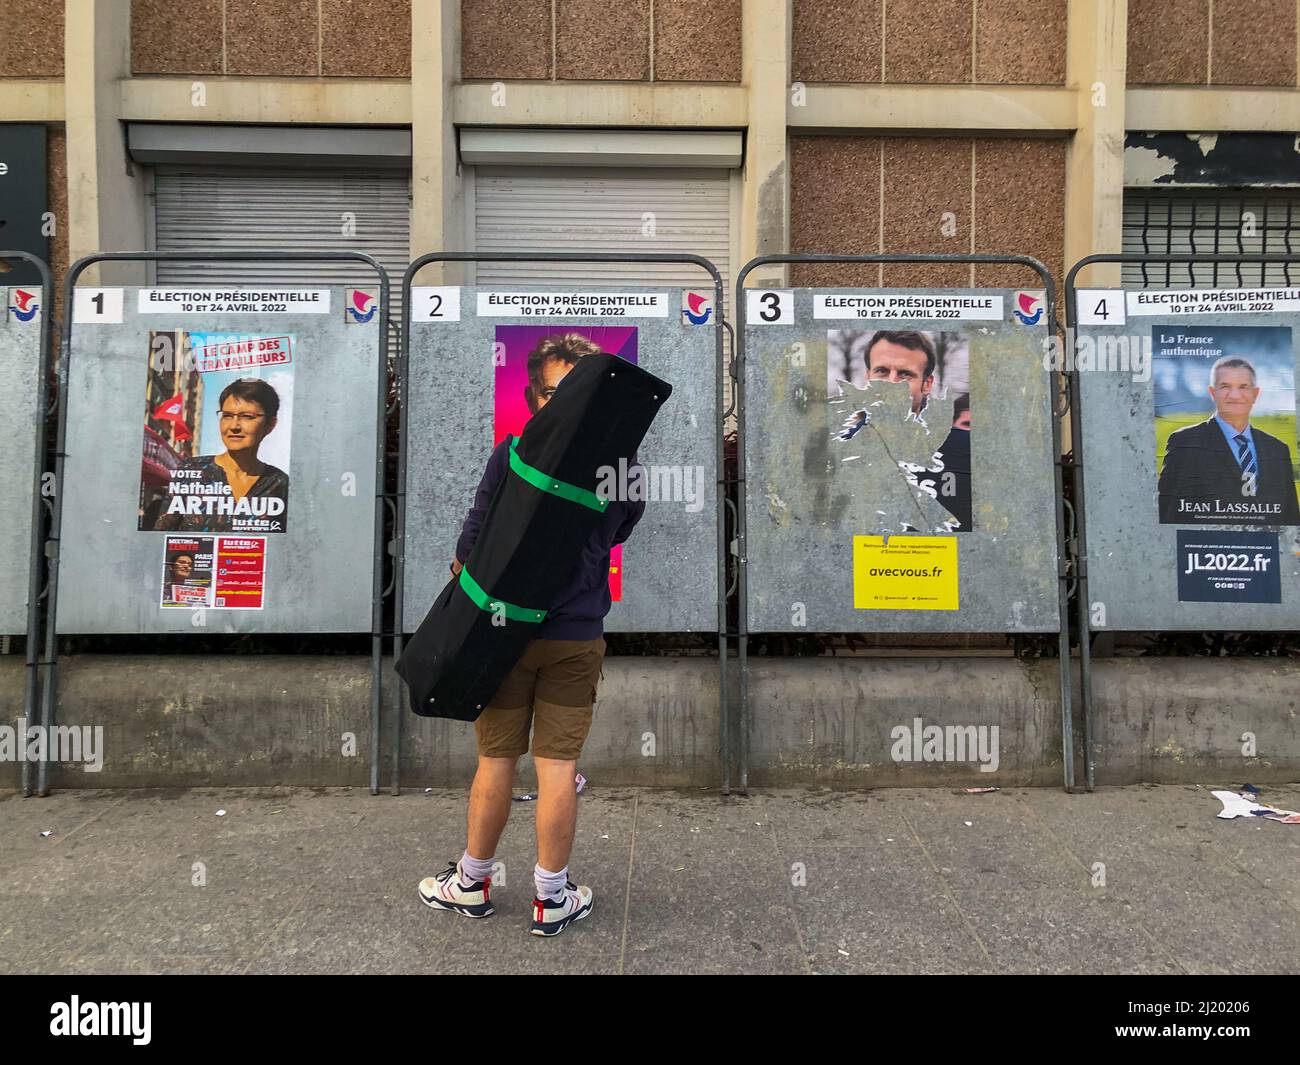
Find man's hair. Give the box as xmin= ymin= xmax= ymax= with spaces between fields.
xmin=219 ymin=377 xmax=280 ymax=421
xmin=953 ymin=392 xmax=970 ymax=417
xmin=865 ymin=330 xmax=936 ymax=379
xmin=526 ymin=333 xmax=604 ymax=390
xmin=1209 ymin=356 xmax=1257 ymax=388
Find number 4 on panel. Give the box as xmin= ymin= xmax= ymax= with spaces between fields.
xmin=1076 ymin=289 xmax=1125 ymax=327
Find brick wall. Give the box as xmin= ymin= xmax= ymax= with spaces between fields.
xmin=0 ymin=0 xmax=64 ymax=77
xmin=461 ymin=0 xmax=744 ymax=82
xmin=792 ymin=0 xmax=1068 ymax=85
xmin=131 ymin=0 xmax=412 ymax=77
xmin=1128 ymin=0 xmax=1298 ymax=86
xmin=789 ymin=135 xmax=1066 ymax=289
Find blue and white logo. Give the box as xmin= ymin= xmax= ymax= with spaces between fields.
xmin=1013 ymin=291 xmax=1044 ymax=326
xmin=345 ymin=288 xmax=377 ymax=324
xmin=682 ymin=290 xmax=713 ymax=325
xmin=8 ymin=287 xmax=40 ymax=323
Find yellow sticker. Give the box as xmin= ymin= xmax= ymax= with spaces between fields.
xmin=853 ymin=535 xmax=958 ymax=611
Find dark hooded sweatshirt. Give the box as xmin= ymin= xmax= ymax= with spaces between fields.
xmin=454 ymin=440 xmax=645 ymax=641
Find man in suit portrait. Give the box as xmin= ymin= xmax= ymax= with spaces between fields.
xmin=1157 ymin=355 xmax=1300 ymax=525
xmin=838 ymin=331 xmax=973 ymax=531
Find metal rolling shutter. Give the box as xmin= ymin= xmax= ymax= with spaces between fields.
xmin=153 ymin=166 xmax=411 ymax=315
xmin=473 ymin=166 xmax=732 ymax=299
xmin=475 ymin=164 xmax=735 ymax=411
xmin=1122 ymin=189 xmax=1300 ymax=288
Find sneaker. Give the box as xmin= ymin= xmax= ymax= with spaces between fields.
xmin=418 ymin=861 xmax=493 ymax=918
xmin=530 ymin=881 xmax=593 ymax=937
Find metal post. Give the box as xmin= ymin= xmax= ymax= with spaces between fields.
xmin=1063 ymin=251 xmax=1300 ymax=794
xmin=1 ymin=252 xmax=55 ymax=798
xmin=733 ymin=254 xmax=1073 ymax=793
xmin=720 ymin=316 xmax=738 ymax=796
xmin=395 ymin=253 xmax=727 ymax=795
xmin=41 ymin=251 xmax=389 ymax=797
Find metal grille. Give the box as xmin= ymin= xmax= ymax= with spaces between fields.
xmin=1122 ymin=189 xmax=1300 ymax=287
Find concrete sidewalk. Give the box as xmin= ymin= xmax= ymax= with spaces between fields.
xmin=2 ymin=783 xmax=1298 ymax=974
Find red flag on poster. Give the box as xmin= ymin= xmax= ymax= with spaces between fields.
xmin=152 ymin=392 xmax=192 ymax=441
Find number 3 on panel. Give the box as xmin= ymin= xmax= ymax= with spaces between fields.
xmin=746 ymin=289 xmax=794 ymax=325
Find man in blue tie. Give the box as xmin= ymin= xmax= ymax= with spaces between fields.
xmin=1158 ymin=356 xmax=1300 ymax=525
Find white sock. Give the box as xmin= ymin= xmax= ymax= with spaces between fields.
xmin=460 ymin=851 xmax=494 ymax=885
xmin=534 ymin=863 xmax=568 ymax=901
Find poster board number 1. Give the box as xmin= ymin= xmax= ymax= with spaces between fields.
xmin=73 ymin=288 xmax=125 ymax=324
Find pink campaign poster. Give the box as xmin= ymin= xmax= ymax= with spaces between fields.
xmin=493 ymin=325 xmax=638 ymax=600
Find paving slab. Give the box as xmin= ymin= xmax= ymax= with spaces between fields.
xmin=1 ymin=784 xmax=1297 ymax=975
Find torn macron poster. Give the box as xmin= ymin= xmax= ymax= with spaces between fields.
xmin=829 ymin=328 xmax=973 ymax=535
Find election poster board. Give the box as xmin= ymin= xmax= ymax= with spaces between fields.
xmin=1074 ymin=286 xmax=1300 ymax=630
xmin=402 ymin=287 xmax=718 ymax=634
xmin=743 ymin=288 xmax=1060 ymax=633
xmin=56 ymin=285 xmax=383 ymax=633
xmin=0 ymin=284 xmax=45 ymax=634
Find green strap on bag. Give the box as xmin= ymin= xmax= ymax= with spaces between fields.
xmin=457 ymin=435 xmax=608 ymax=621
xmin=457 ymin=566 xmax=548 ymax=623
xmin=507 ymin=435 xmax=609 ymax=513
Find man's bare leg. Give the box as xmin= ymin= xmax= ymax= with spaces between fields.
xmin=534 ymin=756 xmax=578 ymax=872
xmin=418 ymin=754 xmax=514 ymax=916
xmin=466 ymin=755 xmax=517 ymax=859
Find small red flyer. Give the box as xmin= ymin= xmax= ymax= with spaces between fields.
xmin=213 ymin=537 xmax=267 ymax=610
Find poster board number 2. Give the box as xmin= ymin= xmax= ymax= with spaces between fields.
xmin=409 ymin=286 xmax=461 ymax=323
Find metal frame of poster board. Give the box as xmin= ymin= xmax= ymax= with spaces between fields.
xmin=38 ymin=251 xmax=391 ymax=797
xmin=394 ymin=252 xmax=728 ymax=796
xmin=734 ymin=254 xmax=1077 ymax=793
xmin=1 ymin=251 xmax=54 ymax=798
xmin=1065 ymin=252 xmax=1300 ymax=793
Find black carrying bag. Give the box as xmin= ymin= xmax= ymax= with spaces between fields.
xmin=396 ymin=352 xmax=672 ymax=721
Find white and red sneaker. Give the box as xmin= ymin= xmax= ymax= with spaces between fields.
xmin=418 ymin=861 xmax=494 ymax=918
xmin=530 ymin=881 xmax=593 ymax=937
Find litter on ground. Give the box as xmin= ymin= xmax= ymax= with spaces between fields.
xmin=1212 ymin=789 xmax=1300 ymax=824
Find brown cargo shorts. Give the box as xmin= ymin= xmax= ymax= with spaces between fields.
xmin=474 ymin=637 xmax=606 ymax=761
